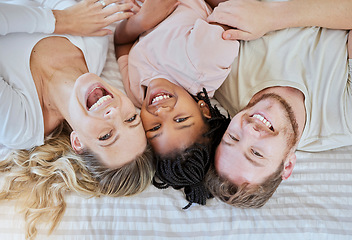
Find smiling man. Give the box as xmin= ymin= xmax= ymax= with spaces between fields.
xmin=206 ymin=0 xmax=352 ymax=208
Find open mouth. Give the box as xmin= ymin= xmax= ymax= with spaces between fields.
xmin=252 ymin=113 xmax=274 ymax=131
xmin=150 ymin=92 xmax=172 ymax=105
xmin=86 ymin=86 xmax=113 ymax=111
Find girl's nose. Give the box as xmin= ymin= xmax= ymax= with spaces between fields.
xmin=154 ymin=106 xmax=171 ymax=116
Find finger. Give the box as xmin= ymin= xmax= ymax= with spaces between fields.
xmin=103 ymin=2 xmax=135 ymax=15
xmin=106 ymin=11 xmax=134 ymax=23
xmin=207 ymin=12 xmax=238 ymax=29
xmin=223 ymin=29 xmax=252 ymax=41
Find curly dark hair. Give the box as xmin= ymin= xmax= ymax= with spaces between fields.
xmin=152 ymin=88 xmax=230 ymax=209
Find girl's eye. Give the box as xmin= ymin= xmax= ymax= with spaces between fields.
xmin=125 ymin=114 xmax=137 ymax=123
xmin=175 ymin=117 xmax=189 ymax=123
xmin=252 ymin=149 xmax=263 ymax=158
xmin=147 ymin=124 xmax=161 ymax=132
xmin=99 ymin=131 xmax=112 ymax=141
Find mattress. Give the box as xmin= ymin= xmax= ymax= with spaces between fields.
xmin=0 ymin=25 xmax=351 ymax=240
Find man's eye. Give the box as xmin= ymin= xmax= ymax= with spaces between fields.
xmin=175 ymin=117 xmax=189 ymax=123
xmin=125 ymin=114 xmax=137 ymax=123
xmin=147 ymin=124 xmax=161 ymax=132
xmin=252 ymin=149 xmax=263 ymax=158
xmin=229 ymin=133 xmax=239 ymax=142
xmin=99 ymin=131 xmax=112 ymax=141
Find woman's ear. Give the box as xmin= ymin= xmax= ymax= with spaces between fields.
xmin=70 ymin=131 xmax=84 ymax=154
xmin=281 ymin=151 xmax=297 ymax=180
xmin=198 ymin=100 xmax=211 ymax=119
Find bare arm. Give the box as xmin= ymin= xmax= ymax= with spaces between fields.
xmin=53 ymin=0 xmax=141 ymax=36
xmin=208 ymin=0 xmax=352 ymax=41
xmin=114 ymin=0 xmax=179 ymax=45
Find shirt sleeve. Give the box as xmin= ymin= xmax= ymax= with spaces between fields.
xmin=0 ymin=2 xmax=55 ymax=35
xmin=0 ymin=76 xmax=39 ymax=149
xmin=185 ymin=19 xmax=239 ymax=96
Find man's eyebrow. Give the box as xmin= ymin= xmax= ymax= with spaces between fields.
xmin=244 ymin=152 xmax=264 ymax=167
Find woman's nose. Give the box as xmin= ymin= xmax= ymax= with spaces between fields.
xmin=104 ymin=107 xmax=118 ymax=118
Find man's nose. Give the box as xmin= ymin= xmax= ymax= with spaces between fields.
xmin=243 ymin=121 xmax=262 ymax=138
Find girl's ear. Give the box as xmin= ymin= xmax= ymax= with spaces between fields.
xmin=198 ymin=100 xmax=211 ymax=119
xmin=70 ymin=131 xmax=84 ymax=154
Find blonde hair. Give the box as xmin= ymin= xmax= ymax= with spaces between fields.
xmin=0 ymin=122 xmax=155 ymax=239
xmin=205 ymin=162 xmax=284 ymax=208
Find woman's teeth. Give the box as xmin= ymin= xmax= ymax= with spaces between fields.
xmin=253 ymin=114 xmax=272 ymax=129
xmin=151 ymin=94 xmax=170 ymax=104
xmin=89 ymin=95 xmax=112 ymax=111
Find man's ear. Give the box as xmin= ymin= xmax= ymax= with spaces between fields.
xmin=198 ymin=100 xmax=211 ymax=119
xmin=70 ymin=131 xmax=84 ymax=154
xmin=281 ymin=151 xmax=296 ymax=180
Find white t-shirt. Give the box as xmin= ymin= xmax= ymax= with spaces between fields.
xmin=0 ymin=0 xmax=108 ymax=149
xmin=215 ymin=27 xmax=352 ymax=152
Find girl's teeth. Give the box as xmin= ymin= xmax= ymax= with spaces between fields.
xmin=152 ymin=94 xmax=170 ymax=104
xmin=89 ymin=95 xmax=112 ymax=111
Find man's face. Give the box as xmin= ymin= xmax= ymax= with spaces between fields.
xmin=215 ymin=93 xmax=299 ymax=185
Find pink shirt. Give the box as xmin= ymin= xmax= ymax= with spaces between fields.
xmin=118 ymin=0 xmax=239 ymax=108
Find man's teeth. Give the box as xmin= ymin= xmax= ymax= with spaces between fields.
xmin=253 ymin=114 xmax=272 ymax=129
xmin=152 ymin=94 xmax=170 ymax=104
xmin=89 ymin=95 xmax=112 ymax=111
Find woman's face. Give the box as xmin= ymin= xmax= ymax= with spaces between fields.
xmin=68 ymin=73 xmax=147 ymax=168
xmin=140 ymin=78 xmax=210 ymax=156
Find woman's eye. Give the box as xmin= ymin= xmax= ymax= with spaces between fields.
xmin=147 ymin=124 xmax=161 ymax=132
xmin=252 ymin=149 xmax=263 ymax=158
xmin=99 ymin=131 xmax=112 ymax=141
xmin=125 ymin=114 xmax=137 ymax=123
xmin=175 ymin=117 xmax=189 ymax=123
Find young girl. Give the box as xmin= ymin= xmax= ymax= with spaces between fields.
xmin=115 ymin=0 xmax=236 ymax=208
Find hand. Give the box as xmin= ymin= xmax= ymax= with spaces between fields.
xmin=207 ymin=0 xmax=276 ymax=41
xmin=136 ymin=0 xmax=179 ymax=32
xmin=53 ymin=0 xmax=141 ymax=36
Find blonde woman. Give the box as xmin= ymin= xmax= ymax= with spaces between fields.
xmin=0 ymin=0 xmax=176 ymax=238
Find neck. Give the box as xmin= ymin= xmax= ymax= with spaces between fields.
xmin=30 ymin=36 xmax=89 ymax=135
xmin=43 ymin=67 xmax=87 ymax=134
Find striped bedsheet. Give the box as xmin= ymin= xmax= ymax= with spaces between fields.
xmin=0 ymin=25 xmax=351 ymax=240
xmin=1 ymin=146 xmax=351 ymax=239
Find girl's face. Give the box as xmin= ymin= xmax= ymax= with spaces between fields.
xmin=140 ymin=78 xmax=210 ymax=156
xmin=68 ymin=73 xmax=147 ymax=168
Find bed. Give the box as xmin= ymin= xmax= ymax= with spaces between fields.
xmin=0 ymin=24 xmax=351 ymax=240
